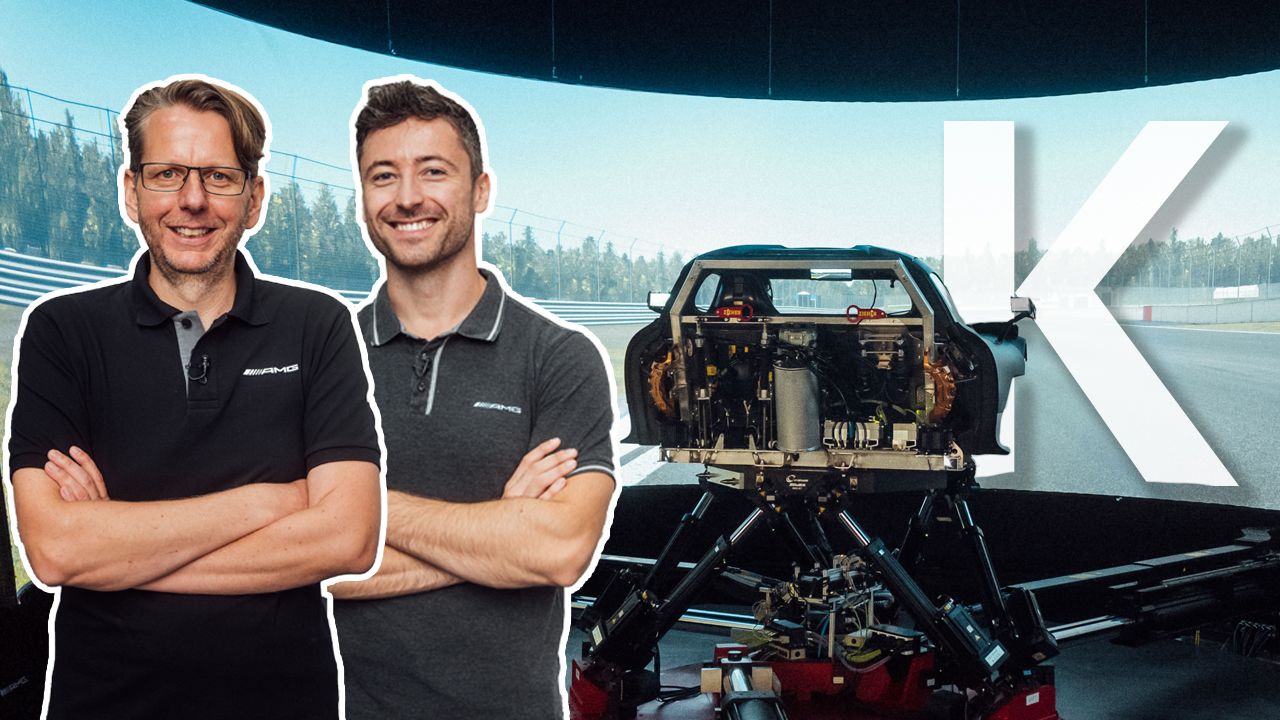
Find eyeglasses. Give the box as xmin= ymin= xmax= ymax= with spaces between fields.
xmin=137 ymin=163 xmax=250 ymax=196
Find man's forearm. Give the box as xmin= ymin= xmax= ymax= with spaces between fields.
xmin=386 ymin=472 xmax=614 ymax=590
xmin=328 ymin=545 xmax=462 ymax=600
xmin=137 ymin=503 xmax=376 ymax=595
xmin=138 ymin=460 xmax=381 ymax=595
xmin=12 ymin=468 xmax=303 ymax=591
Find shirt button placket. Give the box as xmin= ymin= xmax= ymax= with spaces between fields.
xmin=416 ymin=347 xmax=430 ymax=394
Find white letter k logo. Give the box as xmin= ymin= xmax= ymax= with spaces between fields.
xmin=1018 ymin=121 xmax=1235 ymax=486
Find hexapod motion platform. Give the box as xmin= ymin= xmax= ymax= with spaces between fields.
xmin=570 ymin=247 xmax=1058 ymax=720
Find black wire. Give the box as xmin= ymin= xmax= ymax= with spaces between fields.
xmin=811 ymin=360 xmax=852 ymax=418
xmin=648 ymin=641 xmax=699 ymax=704
xmin=657 ymin=685 xmax=702 ymax=704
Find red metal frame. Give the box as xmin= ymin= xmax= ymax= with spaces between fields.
xmin=569 ymin=652 xmax=1058 ymax=720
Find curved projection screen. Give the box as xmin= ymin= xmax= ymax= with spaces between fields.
xmin=2 ymin=0 xmax=1279 ymax=511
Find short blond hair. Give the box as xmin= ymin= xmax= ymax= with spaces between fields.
xmin=124 ymin=79 xmax=266 ymax=175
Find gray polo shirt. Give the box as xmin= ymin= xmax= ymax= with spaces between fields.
xmin=334 ymin=269 xmax=615 ymax=719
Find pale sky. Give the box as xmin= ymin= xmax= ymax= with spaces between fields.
xmin=3 ymin=0 xmax=1277 ymax=260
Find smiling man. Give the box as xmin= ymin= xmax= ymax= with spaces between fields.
xmin=6 ymin=77 xmax=382 ymax=719
xmin=329 ymin=77 xmax=618 ymax=719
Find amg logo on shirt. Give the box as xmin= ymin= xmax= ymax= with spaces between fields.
xmin=243 ymin=364 xmax=300 ymax=376
xmin=473 ymin=401 xmax=523 ymax=415
xmin=0 ymin=675 xmax=29 ymax=697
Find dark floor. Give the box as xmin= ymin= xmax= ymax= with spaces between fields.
xmin=565 ymin=621 xmax=1280 ymax=719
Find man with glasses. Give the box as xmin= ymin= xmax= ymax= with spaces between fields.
xmin=6 ymin=77 xmax=382 ymax=719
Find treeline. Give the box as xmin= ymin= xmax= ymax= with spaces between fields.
xmin=1013 ymin=232 xmax=1278 ymax=290
xmin=0 ymin=71 xmax=378 ymax=289
xmin=0 ymin=71 xmax=686 ymax=299
xmin=0 ymin=73 xmax=135 ymax=268
xmin=1096 ymin=230 xmax=1278 ymax=288
xmin=479 ymin=225 xmax=685 ymax=302
xmin=2 ymin=71 xmax=1273 ymax=301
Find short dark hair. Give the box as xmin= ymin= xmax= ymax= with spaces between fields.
xmin=355 ymin=80 xmax=485 ymax=181
xmin=123 ymin=79 xmax=267 ymax=176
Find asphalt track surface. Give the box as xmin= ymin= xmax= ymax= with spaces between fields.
xmin=610 ymin=323 xmax=1280 ymax=511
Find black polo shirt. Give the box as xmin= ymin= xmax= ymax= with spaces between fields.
xmin=8 ymin=251 xmax=380 ymax=720
xmin=334 ymin=269 xmax=616 ymax=720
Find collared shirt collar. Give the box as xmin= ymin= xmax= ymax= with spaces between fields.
xmin=366 ymin=268 xmax=506 ymax=347
xmin=131 ymin=250 xmax=267 ymax=327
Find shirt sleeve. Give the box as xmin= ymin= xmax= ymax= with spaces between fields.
xmin=8 ymin=301 xmax=92 ymax=476
xmin=302 ymin=295 xmax=382 ymax=471
xmin=528 ymin=329 xmax=617 ymax=480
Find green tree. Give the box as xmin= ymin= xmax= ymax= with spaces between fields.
xmin=512 ymin=225 xmax=553 ymax=298
xmin=481 ymin=230 xmax=510 ymax=279
xmin=339 ymin=194 xmax=379 ymax=290
xmin=249 ymin=181 xmax=311 ymax=277
xmin=304 ymin=184 xmax=343 ymax=283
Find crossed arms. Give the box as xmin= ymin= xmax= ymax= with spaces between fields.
xmin=329 ymin=437 xmax=615 ymax=600
xmin=12 ymin=447 xmax=380 ymax=594
xmin=17 ymin=436 xmax=609 ymax=599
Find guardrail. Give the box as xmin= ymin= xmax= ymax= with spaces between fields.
xmin=0 ymin=250 xmax=657 ymax=326
xmin=1115 ymin=297 xmax=1280 ymax=325
xmin=534 ymin=300 xmax=657 ymax=325
xmin=0 ymin=251 xmax=125 ymax=306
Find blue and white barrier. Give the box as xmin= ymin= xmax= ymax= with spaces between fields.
xmin=0 ymin=250 xmax=656 ymax=326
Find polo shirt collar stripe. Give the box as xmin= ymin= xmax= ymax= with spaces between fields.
xmin=367 ymin=282 xmax=398 ymax=347
xmin=365 ymin=269 xmax=506 ymax=347
xmin=424 ymin=339 xmax=448 ymax=415
xmin=453 ymin=269 xmax=506 ymax=342
xmin=131 ymin=250 xmax=267 ymax=327
xmin=482 ymin=291 xmax=504 ymax=342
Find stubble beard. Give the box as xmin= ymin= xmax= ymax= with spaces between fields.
xmin=141 ymin=213 xmax=246 ymax=295
xmin=368 ymin=212 xmax=475 ymax=277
